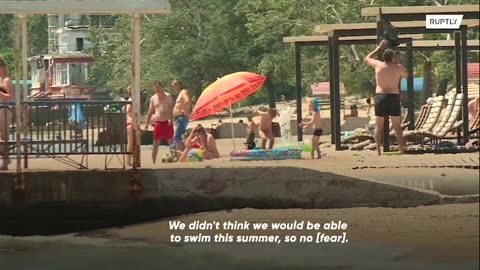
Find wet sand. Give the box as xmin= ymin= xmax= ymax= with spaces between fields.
xmin=0 ymin=204 xmax=478 ymax=270
xmin=104 ymin=204 xmax=479 ymax=262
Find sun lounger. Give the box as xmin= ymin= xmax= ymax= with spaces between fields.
xmin=413 ymin=105 xmax=431 ymax=130
xmin=405 ymin=94 xmax=463 ymax=145
xmin=404 ymin=95 xmax=445 ymax=136
xmin=446 ymin=113 xmax=480 ymax=139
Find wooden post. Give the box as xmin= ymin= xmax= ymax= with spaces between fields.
xmin=331 ymin=32 xmax=342 ymax=151
xmin=21 ymin=15 xmax=29 ymax=138
xmin=328 ymin=36 xmax=336 ymax=144
xmin=131 ymin=12 xmax=141 ymax=168
xmin=406 ymin=40 xmax=415 ymax=130
xmin=460 ymin=26 xmax=470 ymax=144
xmin=295 ymin=44 xmax=303 ymax=142
xmin=14 ymin=14 xmax=22 ymax=183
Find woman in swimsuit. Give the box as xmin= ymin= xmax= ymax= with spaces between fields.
xmin=0 ymin=59 xmax=13 ymax=170
xmin=178 ymin=124 xmax=220 ymax=162
xmin=124 ymin=86 xmax=135 ymax=166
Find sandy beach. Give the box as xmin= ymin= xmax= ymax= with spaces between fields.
xmin=102 ymin=203 xmax=479 ymax=262
xmin=0 ymin=204 xmax=477 ymax=270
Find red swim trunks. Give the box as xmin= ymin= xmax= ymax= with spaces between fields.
xmin=153 ymin=121 xmax=174 ymax=141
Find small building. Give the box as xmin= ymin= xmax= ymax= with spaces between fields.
xmin=467 ymin=62 xmax=479 ymax=83
xmin=310 ymin=82 xmax=345 ymax=96
xmin=29 ymin=53 xmax=95 ymax=99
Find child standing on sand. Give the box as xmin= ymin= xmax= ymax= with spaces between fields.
xmin=244 ymin=115 xmax=257 ymax=150
xmin=252 ymin=108 xmax=277 ymax=149
xmin=299 ymin=98 xmax=322 ymax=159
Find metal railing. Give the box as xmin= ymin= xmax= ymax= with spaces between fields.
xmin=1 ymin=100 xmax=132 ymax=169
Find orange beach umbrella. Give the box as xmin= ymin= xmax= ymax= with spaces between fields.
xmin=190 ymin=72 xmax=266 ymax=151
xmin=190 ymin=72 xmax=266 ymax=121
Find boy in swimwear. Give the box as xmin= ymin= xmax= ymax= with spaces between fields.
xmin=252 ymin=108 xmax=277 ymax=149
xmin=299 ymin=98 xmax=322 ymax=159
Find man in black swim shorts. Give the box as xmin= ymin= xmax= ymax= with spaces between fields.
xmin=365 ymin=41 xmax=408 ymax=155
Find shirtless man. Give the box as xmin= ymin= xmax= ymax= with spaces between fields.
xmin=172 ymin=80 xmax=190 ymax=152
xmin=252 ymin=108 xmax=277 ymax=149
xmin=145 ymin=81 xmax=174 ymax=164
xmin=365 ymin=41 xmax=408 ymax=155
xmin=299 ymin=97 xmax=322 ymax=159
xmin=0 ymin=59 xmax=13 ymax=170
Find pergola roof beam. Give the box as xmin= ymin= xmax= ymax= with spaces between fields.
xmin=361 ymin=5 xmax=479 ymax=21
xmin=283 ymin=34 xmax=423 ymax=43
xmin=314 ymin=19 xmax=479 ymax=36
xmin=396 ymin=39 xmax=480 ymax=50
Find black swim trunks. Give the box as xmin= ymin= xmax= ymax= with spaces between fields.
xmin=374 ymin=94 xmax=401 ymax=117
xmin=313 ymin=128 xmax=323 ymax=137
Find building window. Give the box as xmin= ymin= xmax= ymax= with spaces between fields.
xmin=54 ymin=63 xmax=69 ymax=86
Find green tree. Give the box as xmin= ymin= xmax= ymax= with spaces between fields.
xmin=28 ymin=15 xmax=48 ymax=56
xmin=84 ymin=0 xmax=480 ymax=106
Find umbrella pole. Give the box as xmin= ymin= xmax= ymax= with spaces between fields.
xmin=229 ymin=99 xmax=235 ymax=151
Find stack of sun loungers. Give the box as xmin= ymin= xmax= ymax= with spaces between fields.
xmin=344 ymin=96 xmax=441 ymax=151
xmin=446 ymin=110 xmax=480 ymax=140
xmin=341 ymin=93 xmax=479 ymax=153
xmin=404 ymin=93 xmax=462 ymax=145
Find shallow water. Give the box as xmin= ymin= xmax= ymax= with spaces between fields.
xmin=0 ymin=234 xmax=478 ymax=270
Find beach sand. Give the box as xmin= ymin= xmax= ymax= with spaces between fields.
xmin=102 ymin=203 xmax=479 ymax=262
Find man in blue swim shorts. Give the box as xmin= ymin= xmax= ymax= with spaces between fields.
xmin=172 ymin=80 xmax=191 ymax=151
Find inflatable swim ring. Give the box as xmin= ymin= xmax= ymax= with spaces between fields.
xmin=230 ymin=148 xmax=302 ymax=161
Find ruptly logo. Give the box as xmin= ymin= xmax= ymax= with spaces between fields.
xmin=426 ymin=15 xmax=464 ymax=29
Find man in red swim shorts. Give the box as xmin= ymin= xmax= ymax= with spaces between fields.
xmin=145 ymin=81 xmax=174 ymax=164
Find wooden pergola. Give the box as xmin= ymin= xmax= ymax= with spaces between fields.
xmin=361 ymin=5 xmax=479 ymax=151
xmin=283 ymin=34 xmax=421 ymax=147
xmin=293 ymin=10 xmax=479 ymax=151
xmin=1 ymin=0 xmax=171 ymax=175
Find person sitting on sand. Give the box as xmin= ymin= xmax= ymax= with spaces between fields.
xmin=299 ymin=98 xmax=323 ymax=159
xmin=244 ymin=115 xmax=257 ymax=150
xmin=178 ymin=124 xmax=220 ymax=162
xmin=252 ymin=108 xmax=277 ymax=149
xmin=343 ymin=105 xmax=358 ymax=120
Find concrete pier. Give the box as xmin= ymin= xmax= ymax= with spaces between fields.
xmin=0 ymin=167 xmax=444 ymax=236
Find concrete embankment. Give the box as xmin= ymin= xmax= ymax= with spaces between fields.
xmin=0 ymin=167 xmax=442 ymax=235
